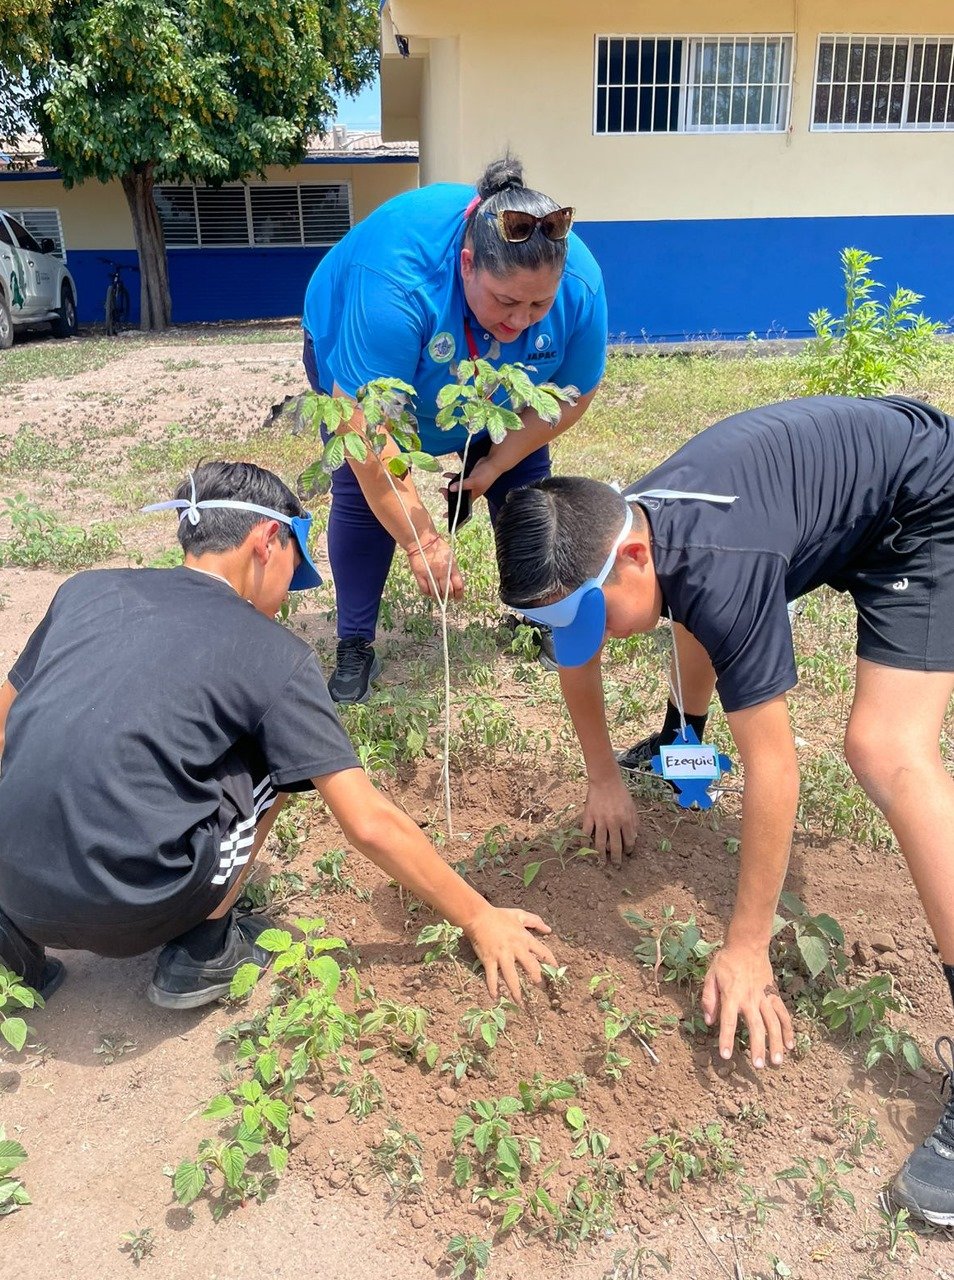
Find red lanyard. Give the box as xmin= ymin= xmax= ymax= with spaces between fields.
xmin=463 ymin=316 xmax=479 ymax=361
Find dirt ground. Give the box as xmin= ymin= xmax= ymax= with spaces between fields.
xmin=2 ymin=329 xmax=954 ymax=1280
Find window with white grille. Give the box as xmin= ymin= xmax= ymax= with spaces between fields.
xmin=813 ymin=35 xmax=954 ymax=130
xmin=2 ymin=207 xmax=66 ymax=258
xmin=154 ymin=183 xmax=352 ymax=247
xmin=595 ymin=35 xmax=793 ymax=134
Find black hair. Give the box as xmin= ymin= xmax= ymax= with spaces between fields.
xmin=464 ymin=153 xmax=569 ymax=278
xmin=495 ymin=476 xmax=637 ymax=607
xmin=174 ymin=460 xmax=302 ymax=556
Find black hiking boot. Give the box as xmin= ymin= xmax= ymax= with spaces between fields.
xmin=147 ymin=909 xmax=275 ymax=1010
xmin=616 ymin=733 xmax=663 ymax=773
xmin=327 ymin=637 xmax=381 ymax=705
xmin=0 ymin=904 xmax=66 ymax=1000
xmin=890 ymin=1036 xmax=954 ymax=1225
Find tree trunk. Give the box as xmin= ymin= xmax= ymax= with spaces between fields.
xmin=120 ymin=164 xmax=171 ymax=331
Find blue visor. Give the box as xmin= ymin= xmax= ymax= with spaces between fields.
xmin=142 ymin=490 xmax=323 ymax=593
xmin=287 ymin=513 xmax=321 ymax=591
xmin=518 ymin=506 xmax=633 ymax=667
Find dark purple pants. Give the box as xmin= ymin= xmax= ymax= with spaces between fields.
xmin=304 ymin=337 xmax=551 ymax=640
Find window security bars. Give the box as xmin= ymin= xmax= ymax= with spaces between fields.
xmin=3 ymin=207 xmax=66 ymax=258
xmin=154 ymin=183 xmax=352 ymax=248
xmin=813 ymin=35 xmax=954 ymax=130
xmin=595 ymin=35 xmax=793 ymax=134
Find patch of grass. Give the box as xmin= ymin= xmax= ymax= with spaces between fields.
xmin=0 ymin=426 xmax=77 ymax=474
xmin=0 ymin=337 xmax=114 ymax=389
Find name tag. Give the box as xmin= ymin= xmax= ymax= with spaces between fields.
xmin=659 ymin=744 xmax=722 ymax=781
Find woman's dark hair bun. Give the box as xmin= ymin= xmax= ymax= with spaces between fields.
xmin=477 ymin=153 xmax=525 ymax=199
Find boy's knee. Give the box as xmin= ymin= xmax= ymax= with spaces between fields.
xmin=845 ymin=722 xmax=938 ymax=809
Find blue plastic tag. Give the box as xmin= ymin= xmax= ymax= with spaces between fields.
xmin=650 ymin=725 xmax=733 ymax=810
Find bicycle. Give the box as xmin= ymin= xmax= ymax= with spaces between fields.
xmin=101 ymin=258 xmax=137 ymax=335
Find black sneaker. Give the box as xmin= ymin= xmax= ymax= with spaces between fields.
xmin=327 ymin=637 xmax=381 ymax=704
xmin=616 ymin=733 xmax=663 ymax=773
xmin=147 ymin=911 xmax=275 ymax=1010
xmin=891 ymin=1036 xmax=954 ymax=1225
xmin=533 ymin=624 xmax=558 ymax=673
xmin=0 ymin=904 xmax=66 ymax=999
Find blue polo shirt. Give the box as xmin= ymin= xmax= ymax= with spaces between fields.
xmin=302 ymin=183 xmax=607 ymax=455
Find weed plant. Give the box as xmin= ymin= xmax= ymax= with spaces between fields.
xmin=0 ymin=1127 xmax=30 ymax=1215
xmin=0 ymin=495 xmax=120 ymax=570
xmin=800 ymin=247 xmax=944 ymax=397
xmin=0 ymin=965 xmax=44 ymax=1053
xmin=775 ymin=1155 xmax=856 ymax=1219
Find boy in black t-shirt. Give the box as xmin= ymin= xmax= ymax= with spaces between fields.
xmin=0 ymin=461 xmax=554 ymax=1011
xmin=494 ymin=395 xmax=954 ymax=1226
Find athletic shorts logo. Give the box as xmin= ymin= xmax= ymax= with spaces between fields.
xmin=534 ymin=333 xmax=552 ymax=351
xmin=428 ymin=331 xmax=456 ymax=363
xmin=892 ymin=577 xmax=909 ymax=591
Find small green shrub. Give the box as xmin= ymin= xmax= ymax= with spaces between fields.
xmin=800 ymin=247 xmax=944 ymax=397
xmin=0 ymin=495 xmax=120 ymax=570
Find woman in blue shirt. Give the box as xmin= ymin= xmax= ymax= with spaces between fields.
xmin=302 ymin=155 xmax=608 ymax=702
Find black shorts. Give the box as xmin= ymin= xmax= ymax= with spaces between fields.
xmin=840 ymin=488 xmax=954 ymax=672
xmin=5 ymin=768 xmax=276 ymax=958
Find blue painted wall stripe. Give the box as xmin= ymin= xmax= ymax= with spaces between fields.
xmin=574 ymin=214 xmax=954 ymax=342
xmin=59 ymin=214 xmax=954 ymax=338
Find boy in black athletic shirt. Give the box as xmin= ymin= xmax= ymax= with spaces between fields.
xmin=0 ymin=461 xmax=553 ymax=1010
xmin=494 ymin=395 xmax=954 ymax=1226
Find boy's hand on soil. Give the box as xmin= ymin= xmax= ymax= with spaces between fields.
xmin=701 ymin=943 xmax=795 ymax=1070
xmin=582 ymin=776 xmax=638 ymax=867
xmin=466 ymin=907 xmax=555 ymax=1004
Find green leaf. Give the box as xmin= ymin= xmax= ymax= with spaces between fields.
xmin=256 ymin=928 xmax=293 ymax=953
xmin=1 ymin=1017 xmax=27 ymax=1052
xmin=386 ymin=456 xmax=410 ymax=478
xmin=268 ymin=1144 xmax=289 ymax=1175
xmin=473 ymin=1122 xmax=493 ymax=1155
xmin=173 ymin=1160 xmax=207 ymax=1206
xmin=453 ymin=1154 xmax=473 ymax=1187
xmin=343 ymin=432 xmax=368 ymax=462
xmin=424 ymin=1041 xmax=440 ymax=1069
xmin=262 ymin=1099 xmax=290 ymax=1132
xmin=565 ymin=1106 xmax=586 ymax=1132
xmin=202 ymin=1094 xmax=236 ymax=1120
xmin=229 ymin=963 xmax=261 ymax=999
xmin=500 ymin=1199 xmax=523 ymax=1231
xmin=495 ymin=1136 xmax=521 ymax=1178
xmin=796 ymin=933 xmax=830 ymax=980
xmin=522 ymin=861 xmax=543 ymax=887
xmin=452 ymin=1115 xmax=473 ymax=1146
xmin=406 ymin=451 xmax=440 ymax=472
xmin=322 ymin=434 xmax=346 ymax=473
xmin=220 ymin=1143 xmax=248 ymax=1189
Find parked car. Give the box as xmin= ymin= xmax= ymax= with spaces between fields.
xmin=0 ymin=210 xmax=77 ymax=348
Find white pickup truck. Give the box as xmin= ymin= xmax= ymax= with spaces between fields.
xmin=0 ymin=209 xmax=78 ymax=348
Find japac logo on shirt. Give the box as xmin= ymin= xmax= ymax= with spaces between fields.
xmin=530 ymin=330 xmax=558 ymax=362
xmin=428 ymin=331 xmax=456 ymax=363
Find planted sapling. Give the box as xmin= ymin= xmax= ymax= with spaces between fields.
xmin=360 ymin=999 xmax=440 ymax=1069
xmin=775 ymin=1155 xmax=856 ymax=1219
xmin=446 ymin=1234 xmax=492 ymax=1280
xmin=368 ymin=1122 xmax=425 ymax=1202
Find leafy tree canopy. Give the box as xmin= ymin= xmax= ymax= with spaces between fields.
xmin=0 ymin=0 xmax=379 ymax=185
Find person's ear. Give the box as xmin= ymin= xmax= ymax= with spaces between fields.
xmin=619 ymin=532 xmax=652 ymax=570
xmin=252 ymin=520 xmax=280 ymax=566
xmin=460 ymin=246 xmax=475 ymax=283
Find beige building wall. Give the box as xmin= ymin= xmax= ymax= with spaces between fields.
xmin=1 ymin=162 xmax=418 ymax=250
xmin=384 ymin=0 xmax=954 ymax=221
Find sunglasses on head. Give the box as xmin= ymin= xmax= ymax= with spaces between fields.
xmin=486 ymin=207 xmax=575 ymax=244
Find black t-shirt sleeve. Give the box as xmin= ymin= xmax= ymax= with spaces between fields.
xmin=254 ymin=650 xmax=360 ymax=790
xmin=678 ymin=549 xmax=797 ymax=713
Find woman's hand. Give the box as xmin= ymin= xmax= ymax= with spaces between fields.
xmin=465 ymin=905 xmax=556 ymax=1003
xmin=406 ymin=534 xmax=464 ymax=601
xmin=450 ymin=457 xmax=500 ymax=503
